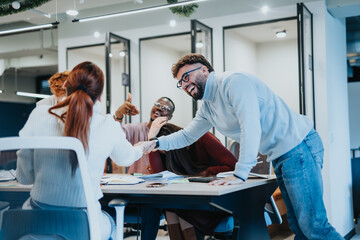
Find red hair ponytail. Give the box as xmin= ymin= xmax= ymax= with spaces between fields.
xmin=49 ymin=62 xmax=104 ymax=174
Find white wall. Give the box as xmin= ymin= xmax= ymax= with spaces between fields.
xmin=325 ymin=12 xmax=353 ymax=233
xmin=256 ymin=39 xmax=299 ymax=113
xmin=140 ymin=40 xmax=192 ymax=127
xmin=306 ymin=1 xmax=353 ymax=235
xmin=224 ymin=31 xmax=257 ymax=74
xmin=56 ymin=1 xmax=353 ymax=235
xmin=67 ymin=46 xmax=107 ymax=114
xmin=224 ymin=31 xmax=299 ymax=113
xmin=348 ymin=82 xmax=360 ymax=151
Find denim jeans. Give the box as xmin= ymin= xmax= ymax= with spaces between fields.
xmin=272 ymin=129 xmax=344 ymax=240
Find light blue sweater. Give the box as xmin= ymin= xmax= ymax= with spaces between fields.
xmin=158 ymin=72 xmax=313 ymax=180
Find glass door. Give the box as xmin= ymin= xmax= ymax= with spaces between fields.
xmin=105 ymin=32 xmax=131 ymax=123
xmin=191 ymin=20 xmax=213 ymax=117
xmin=297 ymin=3 xmax=315 ymax=127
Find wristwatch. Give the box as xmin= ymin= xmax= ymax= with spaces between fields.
xmin=149 ymin=137 xmax=159 ymax=148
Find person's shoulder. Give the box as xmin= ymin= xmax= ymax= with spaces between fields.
xmin=219 ymin=71 xmax=259 ymax=90
xmin=31 ymin=105 xmax=52 ymax=117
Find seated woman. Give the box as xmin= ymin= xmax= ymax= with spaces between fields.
xmin=146 ymin=123 xmax=237 ymax=240
xmin=16 ymin=61 xmax=153 ymax=240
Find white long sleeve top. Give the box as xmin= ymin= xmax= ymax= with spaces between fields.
xmin=158 ymin=71 xmax=313 ymax=180
xmin=16 ymin=103 xmax=143 ymax=207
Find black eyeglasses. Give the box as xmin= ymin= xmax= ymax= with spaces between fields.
xmin=176 ymin=67 xmax=201 ymax=89
xmin=154 ymin=102 xmax=172 ymax=112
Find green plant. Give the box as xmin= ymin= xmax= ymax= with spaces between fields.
xmin=0 ymin=0 xmax=51 ymax=17
xmin=167 ymin=0 xmax=198 ymax=17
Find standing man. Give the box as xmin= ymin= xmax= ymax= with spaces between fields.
xmin=154 ymin=54 xmax=343 ymax=239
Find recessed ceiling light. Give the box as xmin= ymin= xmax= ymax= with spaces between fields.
xmin=109 ymin=53 xmax=113 ymax=58
xmin=276 ymin=30 xmax=286 ymax=38
xmin=261 ymin=5 xmax=269 ymax=14
xmin=93 ymin=31 xmax=100 ymax=38
xmin=169 ymin=20 xmax=177 ymax=27
xmin=66 ymin=9 xmax=79 ymax=16
xmin=119 ymin=51 xmax=126 ymax=57
xmin=196 ymin=42 xmax=204 ymax=49
xmin=12 ymin=1 xmax=20 ymax=10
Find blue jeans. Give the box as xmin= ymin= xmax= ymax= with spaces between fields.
xmin=272 ymin=129 xmax=344 ymax=240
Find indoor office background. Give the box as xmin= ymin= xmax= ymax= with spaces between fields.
xmin=0 ymin=0 xmax=359 ymax=239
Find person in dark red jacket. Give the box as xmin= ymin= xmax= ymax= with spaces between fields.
xmin=145 ymin=123 xmax=236 ymax=240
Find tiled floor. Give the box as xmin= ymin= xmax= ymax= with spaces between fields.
xmin=125 ymin=219 xmax=360 ymax=240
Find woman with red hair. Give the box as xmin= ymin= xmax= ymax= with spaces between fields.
xmin=17 ymin=61 xmax=154 ymax=239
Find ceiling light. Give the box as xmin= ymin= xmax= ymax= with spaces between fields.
xmin=0 ymin=90 xmax=3 ymax=93
xmin=119 ymin=51 xmax=126 ymax=57
xmin=261 ymin=5 xmax=269 ymax=14
xmin=66 ymin=9 xmax=79 ymax=16
xmin=16 ymin=91 xmax=50 ymax=99
xmin=196 ymin=42 xmax=204 ymax=49
xmin=109 ymin=53 xmax=113 ymax=58
xmin=169 ymin=20 xmax=177 ymax=27
xmin=276 ymin=30 xmax=286 ymax=38
xmin=93 ymin=31 xmax=100 ymax=38
xmin=0 ymin=22 xmax=58 ymax=36
xmin=12 ymin=1 xmax=20 ymax=10
xmin=73 ymin=0 xmax=207 ymax=23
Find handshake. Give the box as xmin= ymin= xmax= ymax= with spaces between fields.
xmin=134 ymin=140 xmax=157 ymax=154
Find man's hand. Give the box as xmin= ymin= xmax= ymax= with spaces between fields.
xmin=209 ymin=175 xmax=245 ymax=186
xmin=114 ymin=93 xmax=139 ymax=121
xmin=148 ymin=117 xmax=168 ymax=139
xmin=134 ymin=141 xmax=156 ymax=154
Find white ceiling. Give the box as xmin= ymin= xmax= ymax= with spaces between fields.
xmin=0 ymin=0 xmax=133 ymax=26
xmin=227 ymin=19 xmax=297 ymax=43
xmin=0 ymin=0 xmax=319 ymax=28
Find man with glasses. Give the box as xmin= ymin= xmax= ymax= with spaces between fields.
xmin=112 ymin=94 xmax=175 ymax=240
xmin=152 ymin=53 xmax=343 ymax=240
xmin=113 ymin=94 xmax=175 ymax=174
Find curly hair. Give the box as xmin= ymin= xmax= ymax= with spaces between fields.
xmin=48 ymin=71 xmax=70 ymax=97
xmin=171 ymin=53 xmax=214 ymax=78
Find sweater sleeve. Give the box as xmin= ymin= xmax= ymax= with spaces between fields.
xmin=224 ymin=75 xmax=261 ymax=180
xmin=158 ymin=107 xmax=212 ymax=150
xmin=109 ymin=120 xmax=143 ymax=166
xmin=199 ymin=133 xmax=237 ymax=175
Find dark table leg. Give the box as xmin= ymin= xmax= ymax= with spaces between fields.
xmin=211 ymin=181 xmax=278 ymax=240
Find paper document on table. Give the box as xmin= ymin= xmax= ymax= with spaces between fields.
xmin=216 ymin=171 xmax=269 ymax=179
xmin=101 ymin=174 xmax=144 ymax=185
xmin=0 ymin=169 xmax=16 ymax=182
xmin=139 ymin=170 xmax=184 ymax=181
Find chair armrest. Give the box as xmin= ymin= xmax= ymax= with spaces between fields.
xmin=108 ymin=199 xmax=128 ymax=240
xmin=108 ymin=199 xmax=128 ymax=208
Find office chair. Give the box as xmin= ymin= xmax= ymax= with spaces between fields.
xmin=228 ymin=140 xmax=282 ymax=225
xmin=0 ymin=136 xmax=127 ymax=240
xmin=0 ymin=201 xmax=9 ymax=231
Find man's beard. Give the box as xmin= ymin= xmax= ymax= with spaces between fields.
xmin=191 ymin=77 xmax=205 ymax=100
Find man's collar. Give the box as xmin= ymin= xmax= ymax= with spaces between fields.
xmin=201 ymin=72 xmax=216 ymax=102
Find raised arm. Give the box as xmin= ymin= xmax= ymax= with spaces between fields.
xmin=158 ymin=108 xmax=212 ymax=150
xmin=113 ymin=93 xmax=139 ymax=122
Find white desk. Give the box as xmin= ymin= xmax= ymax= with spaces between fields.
xmin=0 ymin=176 xmax=278 ymax=240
